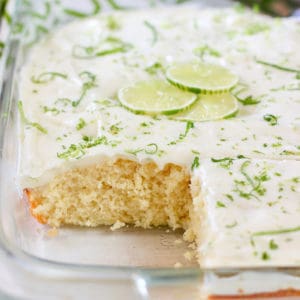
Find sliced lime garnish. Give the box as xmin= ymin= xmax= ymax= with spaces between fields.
xmin=166 ymin=62 xmax=238 ymax=93
xmin=118 ymin=80 xmax=197 ymax=115
xmin=172 ymin=93 xmax=239 ymax=122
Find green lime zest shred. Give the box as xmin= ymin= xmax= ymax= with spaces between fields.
xmin=191 ymin=156 xmax=200 ymax=171
xmin=144 ymin=20 xmax=158 ymax=46
xmin=263 ymin=114 xmax=278 ymax=126
xmin=72 ymin=37 xmax=132 ymax=59
xmin=107 ymin=0 xmax=128 ymax=10
xmin=18 ymin=101 xmax=47 ymax=134
xmin=64 ymin=0 xmax=101 ymax=18
xmin=253 ymin=226 xmax=300 ymax=237
xmin=256 ymin=59 xmax=300 ymax=74
xmin=72 ymin=71 xmax=97 ymax=107
xmin=31 ymin=72 xmax=68 ymax=84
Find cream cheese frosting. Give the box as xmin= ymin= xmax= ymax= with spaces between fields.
xmin=18 ymin=6 xmax=300 ymax=188
xmin=193 ymin=158 xmax=300 ymax=267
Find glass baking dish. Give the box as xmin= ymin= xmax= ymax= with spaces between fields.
xmin=0 ymin=0 xmax=300 ymax=299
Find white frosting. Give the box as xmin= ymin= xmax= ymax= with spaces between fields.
xmin=194 ymin=158 xmax=300 ymax=267
xmin=18 ymin=7 xmax=300 ymax=188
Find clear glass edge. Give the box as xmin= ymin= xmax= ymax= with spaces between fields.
xmin=0 ymin=1 xmax=300 ymax=298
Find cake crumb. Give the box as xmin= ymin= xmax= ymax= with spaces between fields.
xmin=188 ymin=243 xmax=196 ymax=250
xmin=174 ymin=239 xmax=182 ymax=245
xmin=183 ymin=228 xmax=195 ymax=242
xmin=184 ymin=251 xmax=194 ymax=261
xmin=110 ymin=220 xmax=126 ymax=231
xmin=47 ymin=227 xmax=58 ymax=238
xmin=174 ymin=262 xmax=182 ymax=268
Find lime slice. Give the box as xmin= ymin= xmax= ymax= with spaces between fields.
xmin=172 ymin=93 xmax=239 ymax=122
xmin=118 ymin=80 xmax=197 ymax=115
xmin=166 ymin=62 xmax=238 ymax=93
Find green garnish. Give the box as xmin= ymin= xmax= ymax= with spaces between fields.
xmin=169 ymin=121 xmax=194 ymax=145
xmin=126 ymin=143 xmax=160 ymax=156
xmin=12 ymin=22 xmax=24 ymax=34
xmin=271 ymin=83 xmax=300 ymax=91
xmin=18 ymin=101 xmax=47 ymax=134
xmin=233 ymin=160 xmax=269 ymax=201
xmin=72 ymin=37 xmax=132 ymax=59
xmin=107 ymin=0 xmax=127 ymax=10
xmin=107 ymin=16 xmax=120 ymax=30
xmin=256 ymin=59 xmax=300 ymax=74
xmin=144 ymin=20 xmax=158 ymax=46
xmin=57 ymin=135 xmax=113 ymax=159
xmin=43 ymin=106 xmax=60 ymax=115
xmin=216 ymin=201 xmax=226 ymax=208
xmin=64 ymin=0 xmax=101 ymax=18
xmin=27 ymin=25 xmax=49 ymax=47
xmin=269 ymin=239 xmax=278 ymax=250
xmin=244 ymin=23 xmax=269 ymax=35
xmin=109 ymin=124 xmax=122 ymax=135
xmin=253 ymin=226 xmax=300 ymax=237
xmin=173 ymin=93 xmax=239 ymax=122
xmin=76 ymin=118 xmax=87 ymax=130
xmin=236 ymin=95 xmax=260 ymax=106
xmin=0 ymin=41 xmax=4 ymax=58
xmin=280 ymin=150 xmax=300 ymax=156
xmin=145 ymin=62 xmax=164 ymax=75
xmin=119 ymin=80 xmax=197 ymax=116
xmin=191 ymin=156 xmax=200 ymax=171
xmin=263 ymin=114 xmax=278 ymax=126
xmin=291 ymin=177 xmax=300 ymax=183
xmin=166 ymin=62 xmax=238 ymax=94
xmin=225 ymin=194 xmax=234 ymax=201
xmin=180 ymin=121 xmax=194 ymax=140
xmin=31 ymin=72 xmax=68 ymax=84
xmin=145 ymin=143 xmax=158 ymax=154
xmin=225 ymin=221 xmax=238 ymax=228
xmin=211 ymin=157 xmax=234 ymax=169
xmin=28 ymin=2 xmax=51 ymax=20
xmin=55 ymin=98 xmax=72 ymax=107
xmin=193 ymin=45 xmax=221 ymax=60
xmin=72 ymin=71 xmax=97 ymax=107
xmin=4 ymin=9 xmax=12 ymax=24
xmin=261 ymin=252 xmax=270 ymax=261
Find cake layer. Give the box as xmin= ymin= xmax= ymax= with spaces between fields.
xmin=192 ymin=158 xmax=300 ymax=267
xmin=25 ymin=158 xmax=192 ymax=229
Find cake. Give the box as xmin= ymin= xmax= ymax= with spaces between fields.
xmin=18 ymin=6 xmax=300 ymax=268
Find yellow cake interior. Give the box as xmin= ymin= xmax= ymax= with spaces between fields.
xmin=27 ymin=158 xmax=194 ymax=232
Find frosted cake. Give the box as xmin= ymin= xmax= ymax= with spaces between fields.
xmin=18 ymin=6 xmax=300 ymax=268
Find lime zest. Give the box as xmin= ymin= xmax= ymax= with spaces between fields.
xmin=64 ymin=0 xmax=101 ymax=18
xmin=72 ymin=37 xmax=132 ymax=59
xmin=72 ymin=71 xmax=97 ymax=107
xmin=107 ymin=0 xmax=128 ymax=10
xmin=256 ymin=59 xmax=300 ymax=74
xmin=252 ymin=226 xmax=300 ymax=237
xmin=18 ymin=101 xmax=48 ymax=134
xmin=193 ymin=45 xmax=221 ymax=60
xmin=31 ymin=72 xmax=68 ymax=84
xmin=144 ymin=20 xmax=158 ymax=46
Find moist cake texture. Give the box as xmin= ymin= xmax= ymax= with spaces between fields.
xmin=18 ymin=6 xmax=300 ymax=268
